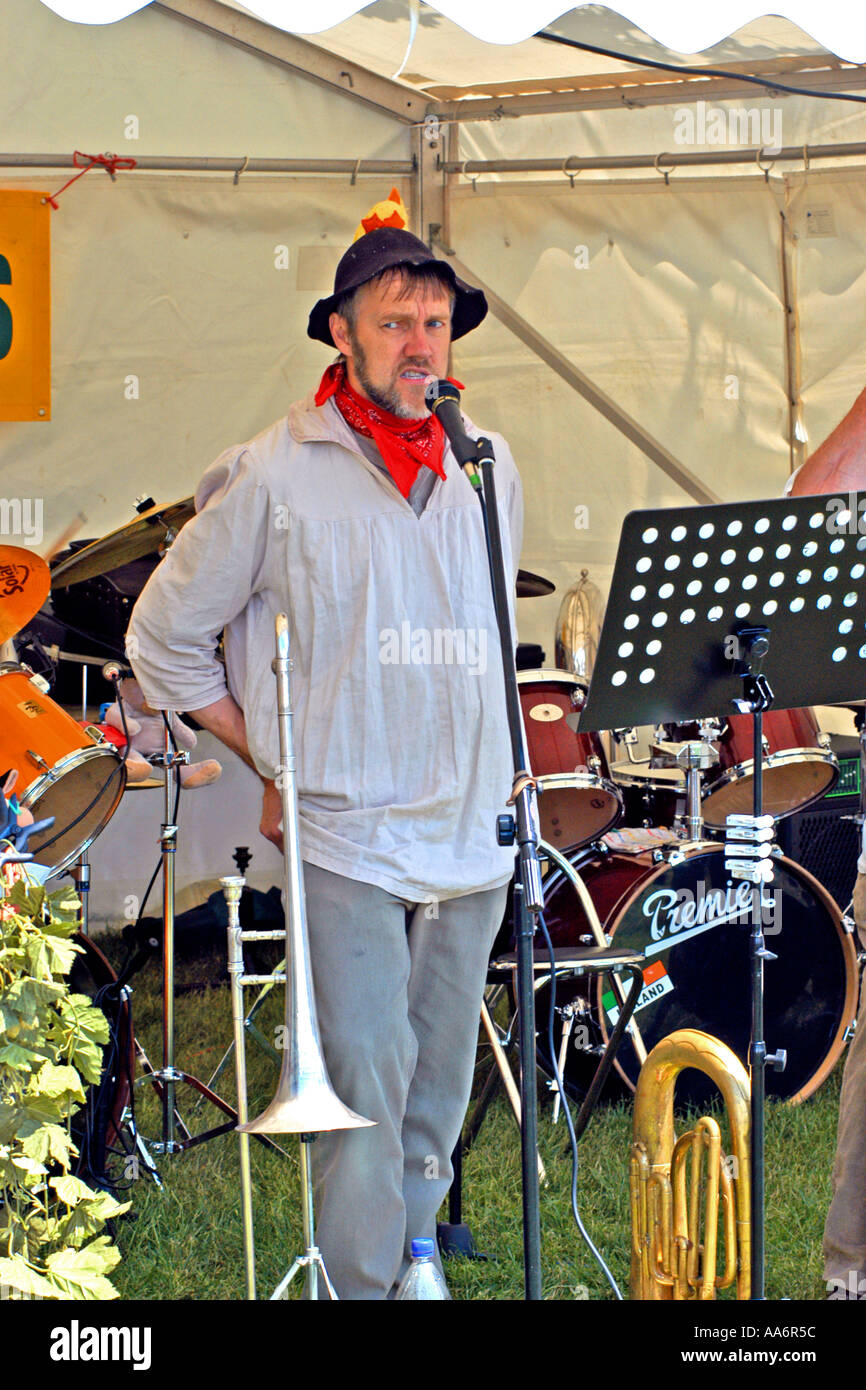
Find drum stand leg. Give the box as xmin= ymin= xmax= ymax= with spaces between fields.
xmin=117 ymin=1104 xmax=164 ymax=1190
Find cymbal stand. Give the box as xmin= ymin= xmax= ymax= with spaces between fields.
xmin=138 ymin=719 xmax=241 ymax=1155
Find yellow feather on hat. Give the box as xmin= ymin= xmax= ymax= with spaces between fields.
xmin=353 ymin=187 xmax=409 ymax=243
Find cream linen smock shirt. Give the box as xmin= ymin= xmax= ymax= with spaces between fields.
xmin=127 ymin=392 xmax=524 ymax=902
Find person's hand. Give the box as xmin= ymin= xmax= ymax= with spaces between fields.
xmin=260 ymin=779 xmax=284 ymax=852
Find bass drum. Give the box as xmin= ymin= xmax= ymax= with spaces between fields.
xmin=537 ymin=842 xmax=858 ymax=1110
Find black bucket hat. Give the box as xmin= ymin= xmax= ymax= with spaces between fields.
xmin=307 ymin=227 xmax=487 ymax=348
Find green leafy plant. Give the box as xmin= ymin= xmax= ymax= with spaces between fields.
xmin=0 ymin=872 xmax=129 ymax=1299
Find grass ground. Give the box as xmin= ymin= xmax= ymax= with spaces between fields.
xmin=95 ymin=936 xmax=841 ymax=1303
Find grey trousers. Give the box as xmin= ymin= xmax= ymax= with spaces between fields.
xmin=823 ymin=872 xmax=866 ymax=1294
xmin=301 ymin=860 xmax=509 ymax=1300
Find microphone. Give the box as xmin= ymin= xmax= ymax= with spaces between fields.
xmin=424 ymin=379 xmax=493 ymax=490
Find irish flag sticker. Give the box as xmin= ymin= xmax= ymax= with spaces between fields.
xmin=603 ymin=959 xmax=673 ymax=1026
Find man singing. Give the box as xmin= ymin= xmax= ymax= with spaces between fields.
xmin=127 ymin=207 xmax=523 ymax=1299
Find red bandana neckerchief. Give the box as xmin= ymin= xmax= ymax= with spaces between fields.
xmin=315 ymin=361 xmax=464 ymax=499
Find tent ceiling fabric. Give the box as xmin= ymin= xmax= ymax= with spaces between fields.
xmin=38 ymin=0 xmax=866 ymax=64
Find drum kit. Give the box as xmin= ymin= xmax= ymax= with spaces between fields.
xmin=0 ymin=497 xmax=199 ymax=884
xmin=512 ymin=576 xmax=860 ymax=1109
xmin=1 ymin=525 xmax=859 ymax=1123
xmin=0 ymin=498 xmax=231 ymax=1183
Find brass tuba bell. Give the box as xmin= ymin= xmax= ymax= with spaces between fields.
xmin=629 ymin=1028 xmax=751 ymax=1300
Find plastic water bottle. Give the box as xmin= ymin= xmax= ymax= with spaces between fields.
xmin=395 ymin=1238 xmax=452 ymax=1300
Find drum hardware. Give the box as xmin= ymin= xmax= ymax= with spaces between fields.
xmin=651 ymin=736 xmax=719 ymax=843
xmin=475 ymin=994 xmax=549 ymax=1188
xmin=228 ymin=615 xmax=374 ymax=1302
xmin=44 ymin=646 xmax=113 ymax=721
xmin=68 ymin=930 xmax=159 ymax=1192
xmin=551 ymin=1002 xmax=577 ymax=1124
xmin=470 ymin=838 xmax=649 ymax=1154
xmin=630 ymin=1029 xmax=751 ymax=1300
xmin=541 ymin=840 xmax=648 ymax=1069
xmin=611 ymin=726 xmax=640 ymax=763
xmin=488 ymin=940 xmax=646 ymax=1140
xmin=549 ymin=997 xmax=599 ymax=1124
xmin=121 ymin=697 xmax=241 ymax=1159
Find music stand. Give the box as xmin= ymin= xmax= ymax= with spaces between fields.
xmin=580 ymin=491 xmax=866 ymax=1300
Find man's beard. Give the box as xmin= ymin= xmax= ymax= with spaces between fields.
xmin=347 ymin=333 xmax=430 ymax=420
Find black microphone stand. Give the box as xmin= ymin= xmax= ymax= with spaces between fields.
xmin=427 ymin=381 xmax=545 ymax=1300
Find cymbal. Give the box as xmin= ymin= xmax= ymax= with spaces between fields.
xmin=516 ymin=569 xmax=555 ymax=599
xmin=51 ymin=498 xmax=195 ymax=588
xmin=0 ymin=546 xmax=51 ymax=643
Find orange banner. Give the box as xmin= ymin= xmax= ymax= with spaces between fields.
xmin=0 ymin=191 xmax=51 ymax=422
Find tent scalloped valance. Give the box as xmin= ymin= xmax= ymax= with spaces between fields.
xmin=35 ymin=0 xmax=866 ymax=63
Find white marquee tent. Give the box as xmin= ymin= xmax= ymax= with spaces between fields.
xmin=4 ymin=0 xmax=866 ymax=915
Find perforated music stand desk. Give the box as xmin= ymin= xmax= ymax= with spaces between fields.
xmin=580 ymin=494 xmax=866 ymax=731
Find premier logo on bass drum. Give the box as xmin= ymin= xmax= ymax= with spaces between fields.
xmin=642 ymin=879 xmax=779 ymax=954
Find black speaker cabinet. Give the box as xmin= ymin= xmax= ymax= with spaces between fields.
xmin=777 ymin=747 xmax=861 ymax=915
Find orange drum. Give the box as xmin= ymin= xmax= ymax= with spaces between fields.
xmin=699 ymin=707 xmax=838 ymax=829
xmin=0 ymin=667 xmax=126 ymax=874
xmin=518 ymin=669 xmax=623 ymax=851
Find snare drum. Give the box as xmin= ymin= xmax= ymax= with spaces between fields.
xmin=699 ymin=707 xmax=838 ymax=828
xmin=518 ymin=670 xmax=623 ymax=851
xmin=536 ymin=841 xmax=857 ymax=1108
xmin=0 ymin=667 xmax=126 ymax=874
xmin=611 ymin=761 xmax=686 ymax=829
